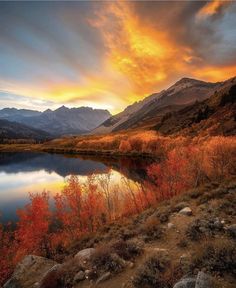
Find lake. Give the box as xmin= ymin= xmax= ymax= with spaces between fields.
xmin=0 ymin=152 xmax=152 ymax=223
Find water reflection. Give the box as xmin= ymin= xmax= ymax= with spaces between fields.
xmin=0 ymin=152 xmax=152 ymax=223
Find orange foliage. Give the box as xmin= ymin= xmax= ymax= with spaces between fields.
xmin=119 ymin=140 xmax=132 ymax=152
xmin=15 ymin=192 xmax=51 ymax=261
xmin=1 ymin=135 xmax=236 ymax=286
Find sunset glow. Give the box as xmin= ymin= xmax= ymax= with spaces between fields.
xmin=0 ymin=1 xmax=236 ymax=113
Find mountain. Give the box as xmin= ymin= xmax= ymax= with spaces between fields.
xmin=0 ymin=106 xmax=111 ymax=136
xmin=0 ymin=119 xmax=51 ymax=142
xmin=93 ymin=78 xmax=222 ymax=134
xmin=154 ymin=76 xmax=236 ymax=136
xmin=0 ymin=108 xmax=41 ymax=122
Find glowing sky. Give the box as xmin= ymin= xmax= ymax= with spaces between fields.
xmin=0 ymin=1 xmax=236 ymax=114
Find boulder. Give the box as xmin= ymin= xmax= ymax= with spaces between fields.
xmin=227 ymin=224 xmax=236 ymax=238
xmin=195 ymin=271 xmax=213 ymax=288
xmin=4 ymin=255 xmax=57 ymax=288
xmin=74 ymin=271 xmax=85 ymax=282
xmin=75 ymin=248 xmax=95 ymax=262
xmin=39 ymin=264 xmax=62 ymax=288
xmin=179 ymin=207 xmax=192 ymax=216
xmin=174 ymin=202 xmax=189 ymax=212
xmin=173 ymin=277 xmax=196 ymax=288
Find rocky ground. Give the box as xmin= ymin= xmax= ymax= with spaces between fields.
xmin=4 ymin=178 xmax=236 ymax=288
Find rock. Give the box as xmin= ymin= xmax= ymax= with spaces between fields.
xmin=74 ymin=271 xmax=85 ymax=282
xmin=126 ymin=261 xmax=134 ymax=268
xmin=174 ymin=202 xmax=189 ymax=212
xmin=173 ymin=277 xmax=196 ymax=288
xmin=227 ymin=224 xmax=236 ymax=238
xmin=195 ymin=271 xmax=213 ymax=288
xmin=75 ymin=248 xmax=95 ymax=262
xmin=179 ymin=207 xmax=192 ymax=216
xmin=167 ymin=222 xmax=175 ymax=229
xmin=95 ymin=272 xmax=111 ymax=285
xmin=85 ymin=269 xmax=96 ymax=280
xmin=212 ymin=218 xmax=223 ymax=230
xmin=4 ymin=255 xmax=57 ymax=288
xmin=39 ymin=264 xmax=62 ymax=287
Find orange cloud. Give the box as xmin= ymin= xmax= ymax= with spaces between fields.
xmin=197 ymin=0 xmax=231 ymax=18
xmin=193 ymin=64 xmax=236 ymax=82
xmin=89 ymin=2 xmax=194 ymax=102
xmin=1 ymin=1 xmax=235 ymax=114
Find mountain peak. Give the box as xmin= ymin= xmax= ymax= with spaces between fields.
xmin=55 ymin=105 xmax=69 ymax=112
xmin=44 ymin=108 xmax=52 ymax=113
xmin=174 ymin=77 xmax=205 ymax=85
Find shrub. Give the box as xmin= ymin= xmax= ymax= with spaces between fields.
xmin=186 ymin=218 xmax=223 ymax=241
xmin=91 ymin=245 xmax=125 ymax=274
xmin=119 ymin=140 xmax=132 ymax=153
xmin=186 ymin=219 xmax=204 ymax=241
xmin=154 ymin=206 xmax=171 ymax=223
xmin=110 ymin=239 xmax=143 ymax=261
xmin=140 ymin=217 xmax=163 ymax=242
xmin=190 ymin=239 xmax=236 ymax=276
xmin=132 ymin=252 xmax=179 ymax=288
xmin=177 ymin=239 xmax=188 ymax=248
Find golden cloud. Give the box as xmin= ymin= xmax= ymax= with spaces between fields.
xmin=1 ymin=1 xmax=235 ymax=114
xmin=197 ymin=0 xmax=231 ymax=18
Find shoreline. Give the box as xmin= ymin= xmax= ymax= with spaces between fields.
xmin=0 ymin=144 xmax=159 ymax=159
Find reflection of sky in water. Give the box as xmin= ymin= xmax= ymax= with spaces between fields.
xmin=0 ymin=152 xmax=135 ymax=223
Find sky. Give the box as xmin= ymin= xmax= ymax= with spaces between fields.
xmin=0 ymin=1 xmax=236 ymax=114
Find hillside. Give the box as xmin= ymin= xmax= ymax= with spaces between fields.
xmin=93 ymin=78 xmax=221 ymax=134
xmin=0 ymin=119 xmax=51 ymax=142
xmin=3 ymin=178 xmax=236 ymax=288
xmin=0 ymin=106 xmax=111 ymax=136
xmin=155 ymin=77 xmax=236 ymax=136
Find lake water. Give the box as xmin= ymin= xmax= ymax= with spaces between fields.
xmin=0 ymin=152 xmax=152 ymax=223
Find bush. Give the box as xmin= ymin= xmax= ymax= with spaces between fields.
xmin=186 ymin=218 xmax=223 ymax=241
xmin=177 ymin=239 xmax=188 ymax=248
xmin=110 ymin=239 xmax=143 ymax=261
xmin=153 ymin=206 xmax=171 ymax=223
xmin=190 ymin=239 xmax=236 ymax=276
xmin=132 ymin=252 xmax=179 ymax=288
xmin=91 ymin=245 xmax=125 ymax=274
xmin=140 ymin=217 xmax=164 ymax=242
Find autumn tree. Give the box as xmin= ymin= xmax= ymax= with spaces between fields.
xmin=15 ymin=192 xmax=51 ymax=261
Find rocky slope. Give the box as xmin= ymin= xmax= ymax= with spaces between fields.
xmin=155 ymin=76 xmax=236 ymax=136
xmin=0 ymin=106 xmax=111 ymax=136
xmin=4 ymin=179 xmax=236 ymax=288
xmin=93 ymin=78 xmax=221 ymax=134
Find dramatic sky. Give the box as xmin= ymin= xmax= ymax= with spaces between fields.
xmin=0 ymin=1 xmax=236 ymax=114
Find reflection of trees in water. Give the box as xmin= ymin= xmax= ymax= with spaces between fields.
xmin=78 ymin=154 xmax=155 ymax=183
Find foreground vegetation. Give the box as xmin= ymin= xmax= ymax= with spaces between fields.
xmin=0 ymin=135 xmax=235 ymax=287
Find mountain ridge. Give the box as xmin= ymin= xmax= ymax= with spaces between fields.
xmin=0 ymin=119 xmax=52 ymax=142
xmin=92 ymin=77 xmax=222 ymax=134
xmin=0 ymin=106 xmax=111 ymax=136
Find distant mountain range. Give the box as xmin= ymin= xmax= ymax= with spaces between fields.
xmin=0 ymin=106 xmax=111 ymax=139
xmin=0 ymin=119 xmax=51 ymax=142
xmin=93 ymin=77 xmax=224 ymax=133
xmin=1 ymin=76 xmax=235 ymax=141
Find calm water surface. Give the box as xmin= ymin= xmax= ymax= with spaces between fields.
xmin=0 ymin=152 xmax=152 ymax=223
